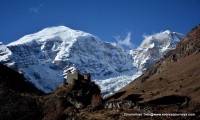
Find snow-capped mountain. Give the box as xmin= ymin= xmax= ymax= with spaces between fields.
xmin=131 ymin=30 xmax=184 ymax=70
xmin=0 ymin=26 xmax=136 ymax=93
xmin=0 ymin=26 xmax=184 ymax=95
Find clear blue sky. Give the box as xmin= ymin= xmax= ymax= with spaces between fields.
xmin=0 ymin=0 xmax=200 ymax=48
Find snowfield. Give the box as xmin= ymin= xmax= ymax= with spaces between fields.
xmin=95 ymin=71 xmax=142 ymax=96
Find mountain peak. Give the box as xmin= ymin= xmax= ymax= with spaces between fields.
xmin=163 ymin=30 xmax=171 ymax=34
xmin=7 ymin=26 xmax=91 ymax=46
xmin=0 ymin=26 xmax=185 ymax=95
xmin=112 ymin=25 xmax=200 ymax=111
xmin=133 ymin=30 xmax=184 ymax=70
xmin=2 ymin=26 xmax=135 ymax=93
xmin=140 ymin=30 xmax=184 ymax=49
xmin=37 ymin=26 xmax=86 ymax=36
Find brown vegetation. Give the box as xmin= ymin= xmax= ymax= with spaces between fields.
xmin=107 ymin=25 xmax=200 ymax=119
xmin=0 ymin=64 xmax=43 ymax=120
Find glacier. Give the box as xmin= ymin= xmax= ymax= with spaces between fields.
xmin=0 ymin=26 xmax=184 ymax=95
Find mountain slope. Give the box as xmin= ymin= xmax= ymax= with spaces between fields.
xmin=0 ymin=26 xmax=184 ymax=95
xmin=0 ymin=64 xmax=44 ymax=120
xmin=95 ymin=31 xmax=184 ymax=95
xmin=0 ymin=42 xmax=12 ymax=63
xmin=1 ymin=26 xmax=136 ymax=93
xmin=110 ymin=25 xmax=200 ymax=106
xmin=131 ymin=30 xmax=184 ymax=70
xmin=0 ymin=63 xmax=44 ymax=94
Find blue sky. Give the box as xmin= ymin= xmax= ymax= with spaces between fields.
xmin=0 ymin=0 xmax=200 ymax=49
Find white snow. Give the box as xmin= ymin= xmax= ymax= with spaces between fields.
xmin=1 ymin=26 xmax=136 ymax=94
xmin=20 ymin=63 xmax=64 ymax=93
xmin=8 ymin=26 xmax=89 ymax=46
xmin=95 ymin=71 xmax=142 ymax=96
xmin=132 ymin=30 xmax=184 ymax=70
xmin=0 ymin=42 xmax=12 ymax=62
xmin=0 ymin=27 xmax=184 ymax=96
